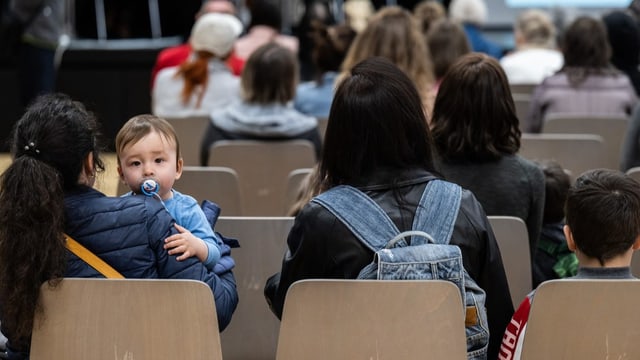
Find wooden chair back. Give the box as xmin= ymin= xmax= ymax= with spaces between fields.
xmin=488 ymin=216 xmax=532 ymax=308
xmin=215 ymin=216 xmax=294 ymax=360
xmin=166 ymin=116 xmax=210 ymax=166
xmin=208 ymin=140 xmax=316 ymax=216
xmin=519 ymin=133 xmax=607 ymax=179
xmin=30 ymin=278 xmax=221 ymax=360
xmin=520 ymin=279 xmax=640 ymax=360
xmin=284 ymin=168 xmax=313 ymax=215
xmin=276 ymin=279 xmax=467 ymax=360
xmin=543 ymin=115 xmax=629 ymax=171
xmin=175 ymin=166 xmax=242 ymax=216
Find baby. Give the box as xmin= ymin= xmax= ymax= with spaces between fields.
xmin=115 ymin=114 xmax=220 ymax=268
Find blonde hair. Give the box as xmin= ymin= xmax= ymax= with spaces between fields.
xmin=449 ymin=0 xmax=487 ymax=26
xmin=515 ymin=9 xmax=557 ymax=48
xmin=340 ymin=6 xmax=434 ymax=101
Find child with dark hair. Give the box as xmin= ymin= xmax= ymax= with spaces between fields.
xmin=532 ymin=160 xmax=577 ymax=287
xmin=500 ymin=169 xmax=640 ymax=359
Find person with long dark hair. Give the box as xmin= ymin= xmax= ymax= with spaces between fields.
xmin=264 ymin=57 xmax=513 ymax=360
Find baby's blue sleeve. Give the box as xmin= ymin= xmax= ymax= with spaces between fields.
xmin=170 ymin=194 xmax=222 ymax=270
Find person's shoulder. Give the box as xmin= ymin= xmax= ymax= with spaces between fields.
xmin=156 ymin=43 xmax=191 ymax=66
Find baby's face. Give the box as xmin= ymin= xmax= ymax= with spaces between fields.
xmin=118 ymin=130 xmax=182 ymax=200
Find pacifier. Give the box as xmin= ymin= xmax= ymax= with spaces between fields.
xmin=140 ymin=179 xmax=159 ymax=197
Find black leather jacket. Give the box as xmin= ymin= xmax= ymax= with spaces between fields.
xmin=265 ymin=168 xmax=514 ymax=360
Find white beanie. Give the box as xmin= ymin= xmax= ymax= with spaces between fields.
xmin=190 ymin=13 xmax=243 ymax=56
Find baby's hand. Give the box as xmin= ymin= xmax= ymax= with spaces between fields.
xmin=164 ymin=224 xmax=208 ymax=262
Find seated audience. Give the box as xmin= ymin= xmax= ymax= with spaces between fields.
xmin=153 ymin=13 xmax=243 ymax=118
xmin=265 ymin=57 xmax=513 ymax=360
xmin=431 ymin=53 xmax=545 ymax=265
xmin=294 ymin=23 xmax=356 ymax=118
xmin=150 ymin=0 xmax=244 ymax=87
xmin=200 ymin=43 xmax=321 ymax=165
xmin=500 ymin=169 xmax=640 ymax=359
xmin=500 ymin=9 xmax=563 ymax=85
xmin=526 ymin=16 xmax=637 ymax=133
xmin=0 ymin=94 xmax=238 ymax=360
xmin=449 ymin=0 xmax=503 ymax=59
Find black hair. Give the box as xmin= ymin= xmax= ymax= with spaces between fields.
xmin=0 ymin=93 xmax=104 ymax=347
xmin=565 ymin=169 xmax=640 ymax=265
xmin=320 ymin=57 xmax=436 ymax=187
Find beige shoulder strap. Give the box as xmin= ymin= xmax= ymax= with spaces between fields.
xmin=65 ymin=234 xmax=124 ymax=279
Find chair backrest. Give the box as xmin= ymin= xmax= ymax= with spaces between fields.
xmin=510 ymin=83 xmax=537 ymax=97
xmin=174 ymin=166 xmax=242 ymax=216
xmin=488 ymin=216 xmax=532 ymax=308
xmin=93 ymin=152 xmax=120 ymax=197
xmin=285 ymin=168 xmax=313 ymax=215
xmin=512 ymin=93 xmax=532 ymax=131
xmin=519 ymin=133 xmax=607 ymax=179
xmin=520 ymin=279 xmax=640 ymax=359
xmin=276 ymin=279 xmax=467 ymax=360
xmin=316 ymin=117 xmax=328 ymax=140
xmin=542 ymin=115 xmax=629 ymax=171
xmin=215 ymin=216 xmax=294 ymax=360
xmin=30 ymin=278 xmax=221 ymax=360
xmin=208 ymin=140 xmax=317 ymax=216
xmin=166 ymin=116 xmax=210 ymax=166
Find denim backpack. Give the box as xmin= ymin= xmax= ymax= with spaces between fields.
xmin=312 ymin=180 xmax=489 ymax=360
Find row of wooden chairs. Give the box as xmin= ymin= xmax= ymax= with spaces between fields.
xmin=29 ymin=277 xmax=640 ymax=359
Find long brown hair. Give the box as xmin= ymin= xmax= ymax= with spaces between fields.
xmin=340 ymin=6 xmax=434 ymax=101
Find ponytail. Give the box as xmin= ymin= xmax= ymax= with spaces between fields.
xmin=175 ymin=51 xmax=212 ymax=109
xmin=0 ymin=155 xmax=67 ymax=347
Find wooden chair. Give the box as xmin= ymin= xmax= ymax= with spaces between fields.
xmin=519 ymin=133 xmax=607 ymax=180
xmin=276 ymin=279 xmax=467 ymax=360
xmin=93 ymin=152 xmax=120 ymax=197
xmin=542 ymin=115 xmax=629 ymax=171
xmin=215 ymin=216 xmax=294 ymax=360
xmin=208 ymin=140 xmax=317 ymax=216
xmin=513 ymin=95 xmax=532 ymax=131
xmin=488 ymin=216 xmax=532 ymax=308
xmin=510 ymin=83 xmax=537 ymax=98
xmin=285 ymin=168 xmax=313 ymax=215
xmin=174 ymin=166 xmax=242 ymax=216
xmin=520 ymin=279 xmax=640 ymax=359
xmin=30 ymin=278 xmax=222 ymax=360
xmin=166 ymin=116 xmax=210 ymax=166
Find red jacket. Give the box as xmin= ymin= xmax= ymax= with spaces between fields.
xmin=150 ymin=43 xmax=244 ymax=88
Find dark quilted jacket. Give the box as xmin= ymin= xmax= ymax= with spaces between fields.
xmin=63 ymin=187 xmax=238 ymax=329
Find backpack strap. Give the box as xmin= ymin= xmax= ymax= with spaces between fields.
xmin=311 ymin=179 xmax=462 ymax=250
xmin=411 ymin=179 xmax=462 ymax=245
xmin=311 ymin=185 xmax=400 ymax=251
